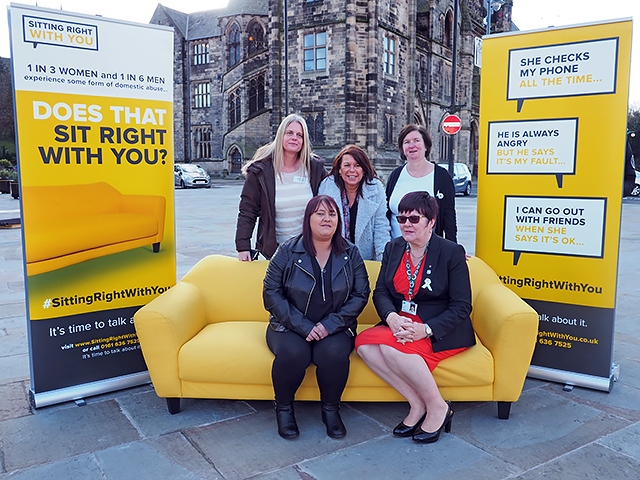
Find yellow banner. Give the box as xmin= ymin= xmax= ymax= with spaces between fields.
xmin=16 ymin=91 xmax=175 ymax=319
xmin=476 ymin=19 xmax=632 ymax=385
xmin=10 ymin=4 xmax=175 ymax=401
xmin=477 ymin=20 xmax=631 ymax=308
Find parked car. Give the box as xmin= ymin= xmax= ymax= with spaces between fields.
xmin=438 ymin=162 xmax=472 ymax=196
xmin=174 ymin=164 xmax=210 ymax=188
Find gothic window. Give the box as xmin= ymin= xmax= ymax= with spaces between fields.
xmin=384 ymin=115 xmax=395 ymax=145
xmin=303 ymin=32 xmax=326 ymax=71
xmin=305 ymin=112 xmax=325 ymax=144
xmin=439 ymin=136 xmax=447 ymax=162
xmin=248 ymin=74 xmax=265 ymax=115
xmin=229 ymin=88 xmax=242 ymax=128
xmin=247 ymin=21 xmax=265 ymax=55
xmin=193 ymin=82 xmax=211 ymax=108
xmin=193 ymin=125 xmax=212 ymax=159
xmin=383 ymin=36 xmax=396 ymax=75
xmin=193 ymin=41 xmax=210 ymax=65
xmin=444 ymin=11 xmax=453 ymax=48
xmin=228 ymin=24 xmax=241 ymax=68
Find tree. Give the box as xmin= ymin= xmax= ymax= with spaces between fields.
xmin=0 ymin=57 xmax=15 ymax=143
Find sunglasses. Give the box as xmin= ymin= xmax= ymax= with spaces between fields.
xmin=396 ymin=215 xmax=426 ymax=224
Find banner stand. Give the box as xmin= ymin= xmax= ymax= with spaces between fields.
xmin=476 ymin=19 xmax=632 ymax=391
xmin=29 ymin=372 xmax=151 ymax=409
xmin=528 ymin=365 xmax=616 ymax=393
xmin=9 ymin=4 xmax=175 ymax=407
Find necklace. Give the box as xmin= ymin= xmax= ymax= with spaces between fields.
xmin=409 ymin=243 xmax=428 ymax=262
xmin=405 ymin=241 xmax=430 ymax=300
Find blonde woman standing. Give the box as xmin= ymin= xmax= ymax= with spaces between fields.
xmin=235 ymin=114 xmax=327 ymax=260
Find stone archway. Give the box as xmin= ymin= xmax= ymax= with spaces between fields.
xmin=228 ymin=146 xmax=243 ymax=174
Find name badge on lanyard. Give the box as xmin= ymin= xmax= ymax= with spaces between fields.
xmin=401 ymin=299 xmax=418 ymax=315
xmin=403 ymin=241 xmax=429 ymax=316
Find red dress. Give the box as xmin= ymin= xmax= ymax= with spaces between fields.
xmin=355 ymin=250 xmax=466 ymax=371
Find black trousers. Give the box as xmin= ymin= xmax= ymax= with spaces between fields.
xmin=266 ymin=328 xmax=354 ymax=405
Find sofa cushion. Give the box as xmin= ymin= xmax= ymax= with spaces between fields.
xmin=26 ymin=213 xmax=159 ymax=262
xmin=179 ymin=321 xmax=494 ymax=389
xmin=180 ymin=322 xmax=273 ymax=384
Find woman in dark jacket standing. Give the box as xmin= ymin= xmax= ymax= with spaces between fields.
xmin=235 ymin=114 xmax=326 ymax=260
xmin=386 ymin=124 xmax=457 ymax=242
xmin=263 ymin=195 xmax=370 ymax=439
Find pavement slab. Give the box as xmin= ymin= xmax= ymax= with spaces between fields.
xmin=184 ymin=402 xmax=387 ymax=480
xmin=515 ymin=442 xmax=640 ymax=479
xmin=0 ymin=455 xmax=104 ymax=480
xmin=94 ymin=433 xmax=224 ymax=480
xmin=0 ymin=352 xmax=29 ymax=384
xmin=0 ymin=399 xmax=140 ymax=471
xmin=0 ymin=381 xmax=30 ymax=421
xmin=117 ymin=391 xmax=257 ymax=438
xmin=298 ymin=434 xmax=521 ymax=480
xmin=454 ymin=387 xmax=632 ymax=471
xmin=597 ymin=421 xmax=640 ymax=462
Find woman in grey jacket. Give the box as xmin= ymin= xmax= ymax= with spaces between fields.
xmin=263 ymin=195 xmax=370 ymax=440
xmin=319 ymin=145 xmax=390 ymax=260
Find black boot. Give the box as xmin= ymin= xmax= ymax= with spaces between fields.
xmin=321 ymin=403 xmax=346 ymax=439
xmin=274 ymin=402 xmax=299 ymax=439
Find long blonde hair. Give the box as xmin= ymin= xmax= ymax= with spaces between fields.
xmin=242 ymin=114 xmax=313 ymax=178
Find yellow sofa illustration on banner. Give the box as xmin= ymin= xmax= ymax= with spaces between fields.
xmin=135 ymin=255 xmax=539 ymax=420
xmin=22 ymin=182 xmax=166 ymax=276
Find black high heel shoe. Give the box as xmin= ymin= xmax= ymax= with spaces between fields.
xmin=392 ymin=413 xmax=426 ymax=437
xmin=412 ymin=402 xmax=453 ymax=444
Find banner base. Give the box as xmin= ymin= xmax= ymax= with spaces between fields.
xmin=29 ymin=371 xmax=151 ymax=409
xmin=528 ymin=365 xmax=615 ymax=393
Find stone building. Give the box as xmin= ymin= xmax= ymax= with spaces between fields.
xmin=151 ymin=0 xmax=513 ymax=177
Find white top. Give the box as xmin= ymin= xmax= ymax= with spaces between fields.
xmin=274 ymin=167 xmax=313 ymax=244
xmin=389 ymin=165 xmax=434 ymax=238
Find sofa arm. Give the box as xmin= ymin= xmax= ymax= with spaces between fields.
xmin=471 ymin=283 xmax=539 ymax=402
xmin=119 ymin=194 xmax=166 ymax=242
xmin=134 ymin=281 xmax=207 ymax=397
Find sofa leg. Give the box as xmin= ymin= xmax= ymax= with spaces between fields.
xmin=153 ymin=242 xmax=160 ymax=253
xmin=166 ymin=398 xmax=181 ymax=414
xmin=497 ymin=402 xmax=511 ymax=419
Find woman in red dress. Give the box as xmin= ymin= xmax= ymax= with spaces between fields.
xmin=356 ymin=191 xmax=475 ymax=443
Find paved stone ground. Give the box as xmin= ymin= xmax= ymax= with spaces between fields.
xmin=0 ymin=185 xmax=639 ymax=479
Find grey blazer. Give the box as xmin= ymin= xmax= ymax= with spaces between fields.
xmin=319 ymin=176 xmax=391 ymax=261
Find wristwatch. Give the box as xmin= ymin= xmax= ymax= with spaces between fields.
xmin=424 ymin=323 xmax=433 ymax=338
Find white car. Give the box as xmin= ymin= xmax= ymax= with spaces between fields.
xmin=438 ymin=162 xmax=473 ymax=196
xmin=174 ymin=164 xmax=211 ymax=188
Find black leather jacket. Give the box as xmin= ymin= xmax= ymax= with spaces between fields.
xmin=263 ymin=235 xmax=371 ymax=338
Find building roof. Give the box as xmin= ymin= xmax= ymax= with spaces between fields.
xmin=154 ymin=1 xmax=267 ymax=41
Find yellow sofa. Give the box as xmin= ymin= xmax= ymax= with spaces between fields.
xmin=135 ymin=254 xmax=538 ymax=419
xmin=22 ymin=182 xmax=166 ymax=276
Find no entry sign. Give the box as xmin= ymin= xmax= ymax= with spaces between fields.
xmin=442 ymin=114 xmax=462 ymax=135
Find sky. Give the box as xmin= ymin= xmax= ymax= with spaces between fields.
xmin=1 ymin=0 xmax=639 ymax=106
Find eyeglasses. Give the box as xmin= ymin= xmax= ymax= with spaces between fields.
xmin=396 ymin=215 xmax=426 ymax=224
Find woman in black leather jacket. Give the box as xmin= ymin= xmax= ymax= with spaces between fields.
xmin=263 ymin=195 xmax=370 ymax=439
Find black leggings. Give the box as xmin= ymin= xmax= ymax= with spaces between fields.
xmin=266 ymin=328 xmax=354 ymax=405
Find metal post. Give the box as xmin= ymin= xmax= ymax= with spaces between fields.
xmin=486 ymin=0 xmax=491 ymax=36
xmin=283 ymin=0 xmax=289 ymax=116
xmin=447 ymin=0 xmax=459 ymax=176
